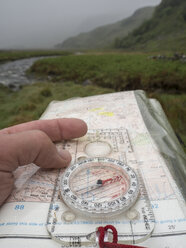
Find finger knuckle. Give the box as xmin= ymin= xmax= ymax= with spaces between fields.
xmin=33 ymin=130 xmax=48 ymax=142
xmin=32 ymin=130 xmax=51 ymax=148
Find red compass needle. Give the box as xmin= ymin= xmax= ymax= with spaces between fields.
xmin=98 ymin=176 xmax=122 ymax=186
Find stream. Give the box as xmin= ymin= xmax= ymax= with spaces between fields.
xmin=0 ymin=57 xmax=47 ymax=90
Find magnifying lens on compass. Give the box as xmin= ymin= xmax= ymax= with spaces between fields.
xmin=60 ymin=157 xmax=139 ymax=218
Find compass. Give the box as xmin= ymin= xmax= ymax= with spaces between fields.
xmin=60 ymin=157 xmax=139 ymax=218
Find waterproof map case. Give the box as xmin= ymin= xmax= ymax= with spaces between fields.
xmin=43 ymin=91 xmax=186 ymax=247
xmin=1 ymin=90 xmax=185 ymax=248
xmin=46 ymin=129 xmax=155 ymax=246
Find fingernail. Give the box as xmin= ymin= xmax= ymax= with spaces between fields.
xmin=58 ymin=150 xmax=71 ymax=162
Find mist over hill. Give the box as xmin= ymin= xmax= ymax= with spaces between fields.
xmin=0 ymin=0 xmax=160 ymax=49
xmin=115 ymin=0 xmax=186 ymax=51
xmin=57 ymin=6 xmax=155 ymax=50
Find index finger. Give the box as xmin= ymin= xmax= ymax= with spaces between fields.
xmin=0 ymin=118 xmax=88 ymax=141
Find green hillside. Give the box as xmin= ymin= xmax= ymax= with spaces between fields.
xmin=115 ymin=0 xmax=186 ymax=51
xmin=59 ymin=6 xmax=155 ymax=50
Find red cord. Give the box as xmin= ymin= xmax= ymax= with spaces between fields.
xmin=97 ymin=225 xmax=147 ymax=248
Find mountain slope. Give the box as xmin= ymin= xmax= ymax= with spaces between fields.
xmin=58 ymin=6 xmax=155 ymax=50
xmin=115 ymin=0 xmax=186 ymax=51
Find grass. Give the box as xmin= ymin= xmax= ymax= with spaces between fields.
xmin=29 ymin=54 xmax=186 ymax=92
xmin=149 ymin=92 xmax=186 ymax=148
xmin=0 ymin=50 xmax=71 ymax=63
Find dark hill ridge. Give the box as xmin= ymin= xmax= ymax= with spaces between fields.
xmin=58 ymin=6 xmax=155 ymax=50
xmin=115 ymin=0 xmax=186 ymax=51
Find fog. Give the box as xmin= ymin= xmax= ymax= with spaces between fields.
xmin=0 ymin=0 xmax=161 ymax=49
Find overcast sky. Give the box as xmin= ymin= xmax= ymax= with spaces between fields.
xmin=0 ymin=0 xmax=161 ymax=49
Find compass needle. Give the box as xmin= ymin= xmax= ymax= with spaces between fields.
xmin=75 ymin=183 xmax=101 ymax=193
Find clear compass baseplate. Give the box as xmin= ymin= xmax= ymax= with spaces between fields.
xmin=47 ymin=129 xmax=155 ymax=246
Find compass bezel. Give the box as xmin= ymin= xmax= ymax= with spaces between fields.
xmin=60 ymin=157 xmax=139 ymax=218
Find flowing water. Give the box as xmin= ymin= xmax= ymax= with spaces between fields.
xmin=0 ymin=57 xmax=47 ymax=90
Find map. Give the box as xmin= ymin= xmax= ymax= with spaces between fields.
xmin=0 ymin=90 xmax=185 ymax=248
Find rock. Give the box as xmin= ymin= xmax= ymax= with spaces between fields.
xmin=149 ymin=53 xmax=186 ymax=63
xmin=47 ymin=76 xmax=52 ymax=80
xmin=82 ymin=79 xmax=93 ymax=86
xmin=8 ymin=83 xmax=22 ymax=91
xmin=8 ymin=83 xmax=16 ymax=89
xmin=75 ymin=52 xmax=84 ymax=55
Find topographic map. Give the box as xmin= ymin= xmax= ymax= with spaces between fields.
xmin=0 ymin=90 xmax=185 ymax=248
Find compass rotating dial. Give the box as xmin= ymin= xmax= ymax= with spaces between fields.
xmin=60 ymin=158 xmax=139 ymax=218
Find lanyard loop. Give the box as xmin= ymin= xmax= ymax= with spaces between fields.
xmin=97 ymin=225 xmax=147 ymax=248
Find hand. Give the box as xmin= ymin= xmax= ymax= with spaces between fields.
xmin=0 ymin=118 xmax=87 ymax=206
